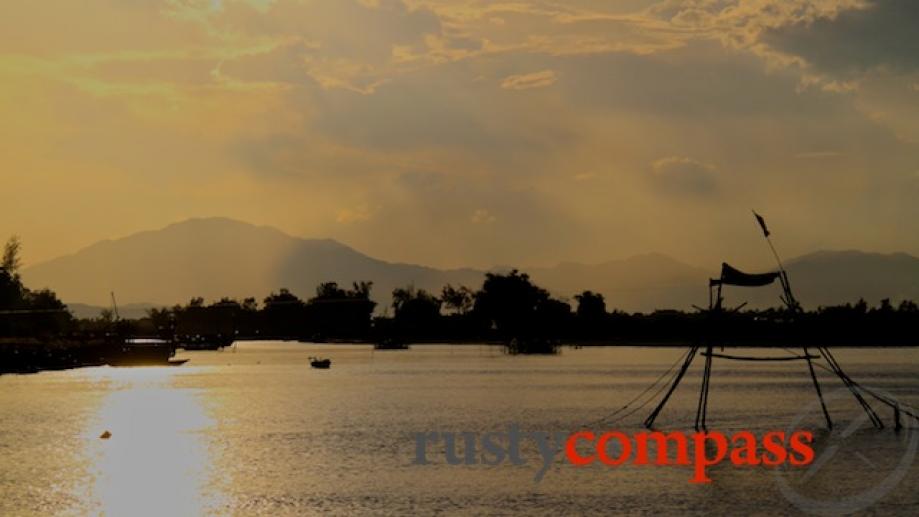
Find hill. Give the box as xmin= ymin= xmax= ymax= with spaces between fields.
xmin=527 ymin=253 xmax=710 ymax=311
xmin=21 ymin=218 xmax=482 ymax=310
xmin=20 ymin=218 xmax=919 ymax=313
xmin=654 ymin=250 xmax=919 ymax=311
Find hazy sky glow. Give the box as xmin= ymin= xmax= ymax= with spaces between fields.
xmin=2 ymin=0 xmax=918 ymax=269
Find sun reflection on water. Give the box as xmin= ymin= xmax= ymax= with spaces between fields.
xmin=83 ymin=367 xmax=222 ymax=516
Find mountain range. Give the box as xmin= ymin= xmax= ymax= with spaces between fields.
xmin=20 ymin=217 xmax=919 ymax=316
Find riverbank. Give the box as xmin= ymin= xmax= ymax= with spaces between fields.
xmin=0 ymin=337 xmax=110 ymax=374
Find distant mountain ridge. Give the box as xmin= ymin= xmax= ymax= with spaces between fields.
xmin=22 ymin=217 xmax=483 ymax=311
xmin=527 ymin=253 xmax=712 ymax=311
xmin=20 ymin=217 xmax=919 ymax=314
xmin=778 ymin=249 xmax=919 ymax=309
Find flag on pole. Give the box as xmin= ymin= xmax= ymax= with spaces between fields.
xmin=753 ymin=211 xmax=770 ymax=238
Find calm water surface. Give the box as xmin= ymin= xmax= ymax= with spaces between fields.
xmin=2 ymin=343 xmax=918 ymax=516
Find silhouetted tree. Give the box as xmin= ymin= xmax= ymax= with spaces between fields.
xmin=535 ymin=297 xmax=572 ymax=332
xmin=304 ymin=281 xmax=376 ymax=339
xmin=263 ymin=289 xmax=306 ymax=337
xmin=147 ymin=306 xmax=174 ymax=336
xmin=0 ymin=237 xmax=73 ymax=337
xmin=876 ymin=298 xmax=894 ymax=313
xmin=1 ymin=236 xmax=26 ymax=313
xmin=2 ymin=236 xmax=22 ymax=275
xmin=574 ymin=290 xmax=607 ymax=338
xmin=315 ymin=282 xmax=347 ymax=299
xmin=575 ymin=291 xmax=606 ymax=319
xmin=0 ymin=266 xmax=24 ymax=309
xmin=390 ymin=286 xmax=442 ymax=338
xmin=264 ymin=289 xmax=301 ymax=306
xmin=472 ymin=270 xmax=571 ymax=346
xmin=475 ymin=271 xmax=545 ymax=330
xmin=392 ymin=286 xmax=440 ymax=314
xmin=351 ymin=281 xmax=373 ymax=300
xmin=441 ymin=284 xmax=474 ymax=315
xmin=25 ymin=288 xmax=70 ymax=335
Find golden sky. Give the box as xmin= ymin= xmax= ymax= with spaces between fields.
xmin=2 ymin=0 xmax=918 ymax=270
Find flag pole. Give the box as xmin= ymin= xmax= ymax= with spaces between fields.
xmin=752 ymin=210 xmax=799 ymax=311
xmin=753 ymin=211 xmax=830 ymax=427
xmin=765 ymin=235 xmax=786 ymax=274
xmin=753 ymin=210 xmax=786 ymax=273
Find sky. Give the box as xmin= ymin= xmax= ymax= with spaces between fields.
xmin=1 ymin=0 xmax=918 ymax=271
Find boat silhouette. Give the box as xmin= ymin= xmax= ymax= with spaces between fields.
xmin=309 ymin=356 xmax=331 ymax=369
xmin=106 ymin=338 xmax=185 ymax=367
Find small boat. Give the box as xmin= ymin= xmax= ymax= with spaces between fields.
xmin=309 ymin=356 xmax=331 ymax=369
xmin=106 ymin=338 xmax=183 ymax=366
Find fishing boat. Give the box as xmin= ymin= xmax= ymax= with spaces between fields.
xmin=101 ymin=293 xmax=187 ymax=366
xmin=309 ymin=356 xmax=331 ymax=369
xmin=105 ymin=338 xmax=184 ymax=367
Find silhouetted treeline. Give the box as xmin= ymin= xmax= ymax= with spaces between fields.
xmin=3 ymin=232 xmax=919 ymax=354
xmin=139 ymin=282 xmax=376 ymax=343
xmin=70 ymin=270 xmax=919 ymax=349
xmin=1 ymin=237 xmax=71 ymax=337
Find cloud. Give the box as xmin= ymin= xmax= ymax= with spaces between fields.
xmin=650 ymin=157 xmax=718 ymax=196
xmin=500 ymin=69 xmax=557 ymax=90
xmin=640 ymin=0 xmax=919 ymax=143
xmin=763 ymin=0 xmax=919 ymax=78
xmin=643 ymin=1 xmax=869 ymax=88
xmin=3 ymin=0 xmax=919 ymax=270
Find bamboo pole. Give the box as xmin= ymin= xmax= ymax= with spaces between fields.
xmin=819 ymin=346 xmax=884 ymax=429
xmin=644 ymin=345 xmax=700 ymax=429
xmin=694 ymin=345 xmax=713 ymax=432
xmin=804 ymin=345 xmax=833 ymax=429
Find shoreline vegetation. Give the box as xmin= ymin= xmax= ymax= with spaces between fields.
xmin=3 ymin=236 xmax=919 ymax=375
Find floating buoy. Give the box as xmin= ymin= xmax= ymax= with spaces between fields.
xmin=100 ymin=431 xmax=112 ymax=439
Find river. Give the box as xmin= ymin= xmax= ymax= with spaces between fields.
xmin=2 ymin=342 xmax=918 ymax=516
